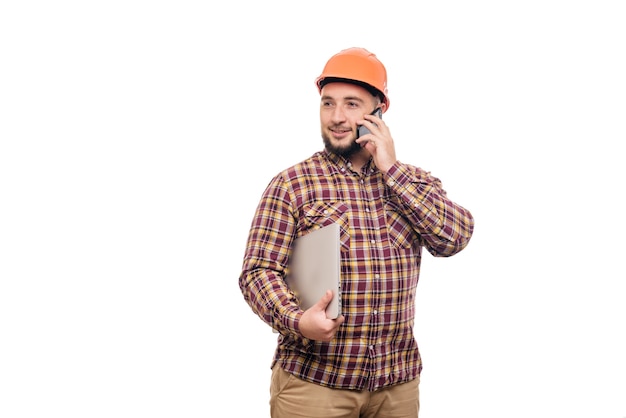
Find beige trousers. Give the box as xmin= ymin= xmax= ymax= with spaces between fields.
xmin=270 ymin=364 xmax=420 ymax=418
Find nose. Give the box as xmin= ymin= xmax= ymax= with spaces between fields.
xmin=331 ymin=107 xmax=347 ymax=123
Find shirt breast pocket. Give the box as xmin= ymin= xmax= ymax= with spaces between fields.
xmin=384 ymin=199 xmax=417 ymax=250
xmin=302 ymin=201 xmax=351 ymax=253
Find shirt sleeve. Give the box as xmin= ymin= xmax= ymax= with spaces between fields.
xmin=385 ymin=161 xmax=474 ymax=257
xmin=238 ymin=174 xmax=311 ymax=344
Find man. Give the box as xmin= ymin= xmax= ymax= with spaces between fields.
xmin=239 ymin=47 xmax=474 ymax=417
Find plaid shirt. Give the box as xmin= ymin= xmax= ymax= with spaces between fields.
xmin=239 ymin=150 xmax=474 ymax=391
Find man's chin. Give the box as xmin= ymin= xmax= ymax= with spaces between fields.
xmin=323 ymin=138 xmax=361 ymax=158
xmin=322 ymin=129 xmax=362 ymax=155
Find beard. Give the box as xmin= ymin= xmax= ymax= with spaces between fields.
xmin=322 ymin=129 xmax=362 ymax=158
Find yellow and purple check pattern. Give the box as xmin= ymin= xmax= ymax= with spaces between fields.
xmin=239 ymin=150 xmax=474 ymax=391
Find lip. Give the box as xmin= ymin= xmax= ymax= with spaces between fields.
xmin=330 ymin=127 xmax=352 ymax=139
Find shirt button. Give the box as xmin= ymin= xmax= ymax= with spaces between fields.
xmin=374 ymin=274 xmax=380 ymax=279
xmin=373 ymin=310 xmax=378 ymax=315
xmin=323 ymin=210 xmax=329 ymax=215
xmin=388 ymin=180 xmax=395 ymax=186
xmin=370 ymin=239 xmax=376 ymax=244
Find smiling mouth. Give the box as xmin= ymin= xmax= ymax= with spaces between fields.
xmin=331 ymin=127 xmax=352 ymax=135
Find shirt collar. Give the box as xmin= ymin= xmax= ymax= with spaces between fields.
xmin=321 ymin=149 xmax=378 ymax=175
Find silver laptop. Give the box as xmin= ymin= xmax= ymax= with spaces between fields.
xmin=286 ymin=223 xmax=342 ymax=319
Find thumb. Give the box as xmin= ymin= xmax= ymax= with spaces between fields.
xmin=314 ymin=289 xmax=333 ymax=311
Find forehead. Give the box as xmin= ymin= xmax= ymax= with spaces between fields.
xmin=320 ymin=82 xmax=372 ymax=102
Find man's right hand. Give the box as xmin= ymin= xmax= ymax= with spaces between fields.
xmin=298 ymin=290 xmax=345 ymax=342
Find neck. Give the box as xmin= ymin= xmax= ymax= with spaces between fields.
xmin=349 ymin=150 xmax=371 ymax=172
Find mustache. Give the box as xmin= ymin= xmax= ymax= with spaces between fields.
xmin=329 ymin=125 xmax=353 ymax=131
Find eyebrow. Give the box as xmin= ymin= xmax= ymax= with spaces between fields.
xmin=321 ymin=95 xmax=366 ymax=103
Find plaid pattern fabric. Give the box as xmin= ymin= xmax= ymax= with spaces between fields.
xmin=239 ymin=150 xmax=474 ymax=391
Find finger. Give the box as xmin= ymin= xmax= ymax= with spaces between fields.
xmin=315 ymin=289 xmax=333 ymax=311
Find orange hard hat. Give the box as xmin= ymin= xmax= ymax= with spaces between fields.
xmin=315 ymin=47 xmax=390 ymax=109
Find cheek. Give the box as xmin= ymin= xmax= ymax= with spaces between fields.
xmin=320 ymin=111 xmax=334 ymax=126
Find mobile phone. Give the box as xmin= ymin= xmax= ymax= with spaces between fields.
xmin=357 ymin=108 xmax=382 ymax=138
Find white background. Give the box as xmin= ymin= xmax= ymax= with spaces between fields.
xmin=1 ymin=1 xmax=625 ymax=417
